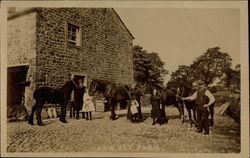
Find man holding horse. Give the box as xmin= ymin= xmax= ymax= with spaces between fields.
xmin=182 ymin=80 xmax=215 ymax=135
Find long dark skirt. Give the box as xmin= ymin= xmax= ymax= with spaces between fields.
xmin=150 ymin=95 xmax=161 ymax=119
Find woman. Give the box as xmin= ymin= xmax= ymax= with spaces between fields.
xmin=81 ymin=88 xmax=95 ymax=120
xmin=150 ymin=89 xmax=162 ymax=125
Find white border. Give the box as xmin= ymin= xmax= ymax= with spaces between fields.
xmin=1 ymin=1 xmax=248 ymax=157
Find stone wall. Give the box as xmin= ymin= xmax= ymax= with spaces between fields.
xmin=7 ymin=10 xmax=37 ymax=66
xmin=8 ymin=10 xmax=37 ymax=112
xmin=36 ymin=8 xmax=134 ymax=89
xmin=8 ymin=8 xmax=134 ymax=111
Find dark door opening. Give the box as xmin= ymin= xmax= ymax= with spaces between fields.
xmin=72 ymin=75 xmax=85 ymax=85
xmin=7 ymin=66 xmax=30 ymax=108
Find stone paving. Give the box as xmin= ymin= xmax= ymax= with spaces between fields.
xmin=6 ymin=106 xmax=240 ymax=153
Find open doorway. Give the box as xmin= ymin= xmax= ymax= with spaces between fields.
xmin=71 ymin=72 xmax=87 ymax=87
xmin=7 ymin=65 xmax=30 ymax=108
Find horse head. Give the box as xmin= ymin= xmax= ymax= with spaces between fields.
xmin=89 ymin=79 xmax=111 ymax=96
xmin=89 ymin=79 xmax=98 ymax=96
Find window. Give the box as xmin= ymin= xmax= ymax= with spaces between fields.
xmin=67 ymin=23 xmax=81 ymax=47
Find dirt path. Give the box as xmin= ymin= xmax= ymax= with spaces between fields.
xmin=6 ymin=106 xmax=240 ymax=153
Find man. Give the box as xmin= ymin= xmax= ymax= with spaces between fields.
xmin=73 ymin=79 xmax=86 ymax=119
xmin=182 ymin=80 xmax=215 ymax=135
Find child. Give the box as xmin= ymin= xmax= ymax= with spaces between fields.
xmin=130 ymin=98 xmax=140 ymax=123
xmin=81 ymin=89 xmax=95 ymax=120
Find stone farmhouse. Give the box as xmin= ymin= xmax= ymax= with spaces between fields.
xmin=7 ymin=8 xmax=134 ymax=112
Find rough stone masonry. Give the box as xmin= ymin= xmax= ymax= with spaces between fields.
xmin=7 ymin=8 xmax=134 ymax=111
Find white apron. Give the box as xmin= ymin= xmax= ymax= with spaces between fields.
xmin=131 ymin=99 xmax=139 ymax=115
xmin=81 ymin=93 xmax=95 ymax=112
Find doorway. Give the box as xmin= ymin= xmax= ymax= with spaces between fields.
xmin=7 ymin=65 xmax=30 ymax=108
xmin=71 ymin=73 xmax=87 ymax=87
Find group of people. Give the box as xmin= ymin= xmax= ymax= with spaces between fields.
xmin=45 ymin=87 xmax=95 ymax=121
xmin=128 ymin=79 xmax=215 ymax=135
xmin=45 ymin=78 xmax=215 ymax=135
xmin=128 ymin=88 xmax=167 ymax=125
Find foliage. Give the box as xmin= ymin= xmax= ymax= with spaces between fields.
xmin=167 ymin=46 xmax=234 ymax=89
xmin=133 ymin=45 xmax=168 ymax=89
xmin=167 ymin=65 xmax=193 ymax=90
xmin=190 ymin=47 xmax=232 ymax=85
xmin=224 ymin=64 xmax=240 ymax=89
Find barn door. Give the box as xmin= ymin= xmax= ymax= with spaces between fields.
xmin=7 ymin=66 xmax=30 ymax=108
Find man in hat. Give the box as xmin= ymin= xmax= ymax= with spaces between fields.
xmin=182 ymin=80 xmax=215 ymax=135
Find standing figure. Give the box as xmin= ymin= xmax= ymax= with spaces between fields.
xmin=74 ymin=79 xmax=86 ymax=119
xmin=69 ymin=79 xmax=86 ymax=119
xmin=129 ymin=95 xmax=140 ymax=123
xmin=182 ymin=80 xmax=215 ymax=135
xmin=81 ymin=89 xmax=95 ymax=120
xmin=150 ymin=89 xmax=162 ymax=125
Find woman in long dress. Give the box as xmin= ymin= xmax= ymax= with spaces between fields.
xmin=150 ymin=89 xmax=162 ymax=125
xmin=81 ymin=88 xmax=95 ymax=120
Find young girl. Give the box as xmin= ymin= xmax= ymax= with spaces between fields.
xmin=130 ymin=96 xmax=140 ymax=123
xmin=81 ymin=89 xmax=95 ymax=120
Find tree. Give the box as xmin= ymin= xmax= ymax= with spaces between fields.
xmin=167 ymin=46 xmax=233 ymax=89
xmin=133 ymin=45 xmax=168 ymax=89
xmin=190 ymin=47 xmax=232 ymax=85
xmin=224 ymin=64 xmax=240 ymax=89
xmin=167 ymin=65 xmax=193 ymax=89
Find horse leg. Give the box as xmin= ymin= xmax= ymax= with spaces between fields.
xmin=70 ymin=102 xmax=73 ymax=118
xmin=127 ymin=102 xmax=132 ymax=120
xmin=110 ymin=100 xmax=117 ymax=120
xmin=187 ymin=108 xmax=193 ymax=126
xmin=36 ymin=103 xmax=44 ymax=126
xmin=76 ymin=105 xmax=80 ymax=119
xmin=73 ymin=106 xmax=76 ymax=118
xmin=159 ymin=105 xmax=167 ymax=124
xmin=59 ymin=101 xmax=68 ymax=123
xmin=193 ymin=107 xmax=197 ymax=120
xmin=174 ymin=103 xmax=182 ymax=119
xmin=179 ymin=102 xmax=185 ymax=123
xmin=28 ymin=102 xmax=39 ymax=125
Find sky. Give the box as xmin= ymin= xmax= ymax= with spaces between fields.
xmin=115 ymin=8 xmax=240 ymax=83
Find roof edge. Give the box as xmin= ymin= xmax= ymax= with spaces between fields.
xmin=8 ymin=8 xmax=38 ymax=20
xmin=111 ymin=8 xmax=135 ymax=40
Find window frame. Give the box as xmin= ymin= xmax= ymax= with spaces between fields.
xmin=65 ymin=21 xmax=82 ymax=48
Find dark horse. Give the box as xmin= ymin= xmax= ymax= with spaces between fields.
xmin=176 ymin=85 xmax=196 ymax=125
xmin=176 ymin=84 xmax=215 ymax=127
xmin=89 ymin=79 xmax=130 ymax=120
xmin=28 ymin=79 xmax=83 ymax=126
xmin=148 ymin=84 xmax=182 ymax=121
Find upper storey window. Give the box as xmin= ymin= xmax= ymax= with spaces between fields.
xmin=66 ymin=23 xmax=81 ymax=47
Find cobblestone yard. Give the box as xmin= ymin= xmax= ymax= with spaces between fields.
xmin=7 ymin=106 xmax=240 ymax=153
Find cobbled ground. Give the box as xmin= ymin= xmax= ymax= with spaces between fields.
xmin=7 ymin=106 xmax=240 ymax=153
